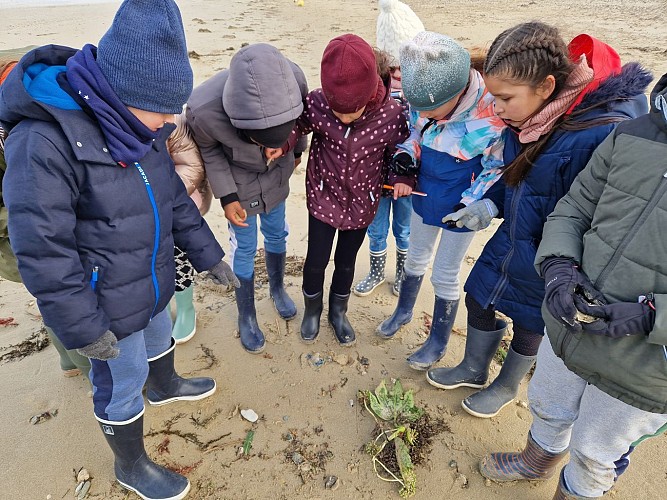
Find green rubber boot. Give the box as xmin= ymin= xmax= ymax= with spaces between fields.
xmin=46 ymin=326 xmax=91 ymax=380
xmin=172 ymin=285 xmax=196 ymax=344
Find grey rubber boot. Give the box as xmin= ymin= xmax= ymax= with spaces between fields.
xmin=392 ymin=248 xmax=408 ymax=296
xmin=376 ymin=273 xmax=424 ymax=338
xmin=426 ymin=320 xmax=506 ymax=389
xmin=462 ymin=346 xmax=536 ymax=418
xmin=353 ymin=250 xmax=386 ymax=297
xmin=480 ymin=432 xmax=566 ymax=482
xmin=406 ymin=297 xmax=458 ymax=370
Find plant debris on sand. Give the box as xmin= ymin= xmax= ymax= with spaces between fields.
xmin=361 ymin=379 xmax=450 ymax=498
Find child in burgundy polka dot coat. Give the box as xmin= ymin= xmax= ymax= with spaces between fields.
xmin=269 ymin=34 xmax=410 ymax=346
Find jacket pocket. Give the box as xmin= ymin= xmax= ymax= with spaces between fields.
xmin=541 ymin=301 xmax=570 ymax=357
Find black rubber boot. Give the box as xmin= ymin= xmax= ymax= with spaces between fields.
xmin=406 ymin=297 xmax=459 ymax=370
xmin=146 ymin=339 xmax=216 ymax=406
xmin=234 ymin=274 xmax=266 ymax=354
xmin=300 ymin=289 xmax=323 ymax=343
xmin=99 ymin=415 xmax=190 ymax=500
xmin=376 ymin=273 xmax=424 ymax=338
xmin=265 ymin=251 xmax=297 ymax=320
xmin=426 ymin=320 xmax=506 ymax=389
xmin=328 ymin=290 xmax=356 ymax=346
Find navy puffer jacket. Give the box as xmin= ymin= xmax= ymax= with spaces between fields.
xmin=465 ymin=63 xmax=652 ymax=331
xmin=0 ymin=45 xmax=224 ymax=349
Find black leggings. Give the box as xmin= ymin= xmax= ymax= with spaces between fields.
xmin=303 ymin=215 xmax=367 ymax=296
xmin=465 ymin=293 xmax=543 ymax=356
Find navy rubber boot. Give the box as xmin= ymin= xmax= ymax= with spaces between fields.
xmin=300 ymin=289 xmax=323 ymax=343
xmin=376 ymin=273 xmax=424 ymax=338
xmin=265 ymin=251 xmax=297 ymax=320
xmin=406 ymin=297 xmax=458 ymax=370
xmin=99 ymin=415 xmax=190 ymax=500
xmin=146 ymin=339 xmax=216 ymax=406
xmin=235 ymin=275 xmax=266 ymax=353
xmin=328 ymin=290 xmax=356 ymax=346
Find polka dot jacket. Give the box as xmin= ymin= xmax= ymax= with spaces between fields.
xmin=286 ymin=82 xmax=410 ymax=230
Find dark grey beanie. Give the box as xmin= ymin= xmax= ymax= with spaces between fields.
xmin=97 ymin=0 xmax=193 ymax=114
xmin=400 ymin=32 xmax=470 ymax=111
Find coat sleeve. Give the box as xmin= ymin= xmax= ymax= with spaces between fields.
xmin=4 ymin=130 xmax=110 ymax=349
xmin=170 ymin=163 xmax=225 ymax=273
xmin=534 ymin=132 xmax=616 ymax=273
xmin=185 ymin=106 xmax=238 ymax=205
xmin=167 ymin=114 xmax=205 ymax=198
xmin=290 ymin=61 xmax=310 ymax=157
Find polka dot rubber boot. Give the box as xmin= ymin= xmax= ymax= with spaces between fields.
xmin=392 ymin=248 xmax=408 ymax=296
xmin=353 ymin=250 xmax=386 ymax=297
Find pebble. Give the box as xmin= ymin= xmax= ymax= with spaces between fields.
xmin=516 ymin=400 xmax=529 ymax=409
xmin=324 ymin=475 xmax=340 ymax=491
xmin=46 ymin=495 xmax=52 ymax=500
xmin=76 ymin=469 xmax=90 ymax=482
xmin=349 ymin=399 xmax=354 ymax=407
xmin=449 ymin=459 xmax=457 ymax=468
xmin=485 ymin=478 xmax=492 ymax=487
xmin=333 ymin=353 xmax=349 ymax=366
xmin=291 ymin=452 xmax=304 ymax=465
xmin=240 ymin=409 xmax=258 ymax=423
xmin=454 ymin=472 xmax=469 ymax=489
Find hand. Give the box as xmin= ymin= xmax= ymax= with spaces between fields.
xmin=223 ymin=201 xmax=248 ymax=227
xmin=541 ymin=257 xmax=606 ymax=330
xmin=441 ymin=199 xmax=498 ymax=231
xmin=390 ymin=152 xmax=417 ymax=176
xmin=574 ymin=297 xmax=655 ymax=338
xmin=205 ymin=259 xmax=240 ymax=288
xmin=77 ymin=330 xmax=119 ymax=360
xmin=265 ymin=147 xmax=284 ymax=162
xmin=392 ymin=182 xmax=413 ymax=199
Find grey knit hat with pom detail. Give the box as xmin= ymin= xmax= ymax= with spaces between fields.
xmin=97 ymin=0 xmax=193 ymax=114
xmin=400 ymin=32 xmax=470 ymax=111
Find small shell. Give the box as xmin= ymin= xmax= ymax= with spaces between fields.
xmin=75 ymin=480 xmax=91 ymax=499
xmin=324 ymin=475 xmax=339 ymax=490
xmin=240 ymin=409 xmax=258 ymax=423
xmin=76 ymin=468 xmax=90 ymax=482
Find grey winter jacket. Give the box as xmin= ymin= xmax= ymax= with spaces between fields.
xmin=535 ymin=73 xmax=667 ymax=413
xmin=186 ymin=44 xmax=308 ymax=216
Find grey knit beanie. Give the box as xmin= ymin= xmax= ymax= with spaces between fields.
xmin=400 ymin=32 xmax=470 ymax=111
xmin=97 ymin=0 xmax=193 ymax=114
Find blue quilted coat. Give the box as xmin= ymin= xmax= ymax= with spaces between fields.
xmin=465 ymin=63 xmax=651 ymax=331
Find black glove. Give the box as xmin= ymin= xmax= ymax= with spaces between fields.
xmin=390 ymin=152 xmax=418 ymax=176
xmin=542 ymin=257 xmax=606 ymax=330
xmin=573 ymin=296 xmax=656 ymax=338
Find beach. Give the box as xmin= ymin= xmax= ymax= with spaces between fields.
xmin=1 ymin=1 xmax=666 ymax=499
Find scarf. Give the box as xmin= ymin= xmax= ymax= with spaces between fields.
xmin=518 ymin=56 xmax=594 ymax=144
xmin=66 ymin=44 xmax=159 ymax=164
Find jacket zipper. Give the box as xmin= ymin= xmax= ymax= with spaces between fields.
xmin=134 ymin=162 xmax=161 ymax=317
xmin=594 ymin=171 xmax=667 ymax=290
xmin=487 ymin=182 xmax=524 ymax=306
xmin=90 ymin=265 xmax=99 ymax=291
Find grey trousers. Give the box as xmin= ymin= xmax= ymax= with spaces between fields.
xmin=528 ymin=339 xmax=667 ymax=497
xmin=403 ymin=210 xmax=475 ymax=300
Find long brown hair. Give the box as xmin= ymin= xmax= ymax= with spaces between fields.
xmin=484 ymin=22 xmax=577 ymax=186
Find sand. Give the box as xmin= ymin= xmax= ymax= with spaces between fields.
xmin=1 ymin=1 xmax=666 ymax=499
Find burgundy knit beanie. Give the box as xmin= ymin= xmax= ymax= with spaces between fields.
xmin=321 ymin=34 xmax=378 ymax=113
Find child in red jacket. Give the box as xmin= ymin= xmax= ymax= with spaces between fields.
xmin=269 ymin=34 xmax=410 ymax=345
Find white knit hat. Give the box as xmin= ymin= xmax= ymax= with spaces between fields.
xmin=376 ymin=0 xmax=425 ymax=67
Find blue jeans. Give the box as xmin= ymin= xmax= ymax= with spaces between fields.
xmin=90 ymin=307 xmax=173 ymax=423
xmin=367 ymin=196 xmax=412 ymax=253
xmin=228 ymin=201 xmax=289 ymax=279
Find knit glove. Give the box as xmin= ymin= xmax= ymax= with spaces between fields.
xmin=441 ymin=199 xmax=498 ymax=231
xmin=573 ymin=296 xmax=656 ymax=338
xmin=205 ymin=259 xmax=240 ymax=288
xmin=542 ymin=257 xmax=606 ymax=330
xmin=77 ymin=330 xmax=119 ymax=360
xmin=389 ymin=152 xmax=418 ymax=176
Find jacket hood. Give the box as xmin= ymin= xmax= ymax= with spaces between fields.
xmin=573 ymin=62 xmax=652 ymax=119
xmin=0 ymin=45 xmax=79 ymax=133
xmin=222 ymin=43 xmax=304 ymax=130
xmin=650 ymin=72 xmax=667 ymax=125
